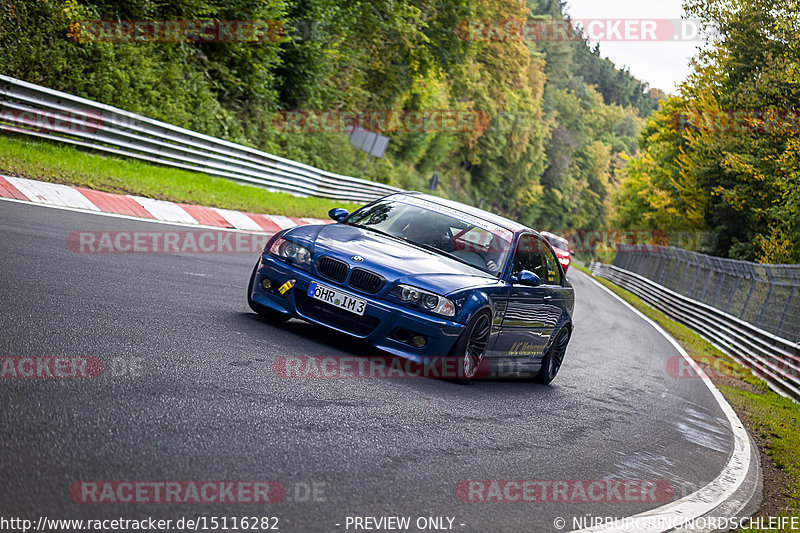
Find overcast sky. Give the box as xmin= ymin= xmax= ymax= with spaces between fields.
xmin=565 ymin=0 xmax=703 ymax=93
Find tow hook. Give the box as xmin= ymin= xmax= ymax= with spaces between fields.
xmin=277 ymin=279 xmax=296 ymax=295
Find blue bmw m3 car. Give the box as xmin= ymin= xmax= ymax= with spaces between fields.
xmin=248 ymin=192 xmax=574 ymax=383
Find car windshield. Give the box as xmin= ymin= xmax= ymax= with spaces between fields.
xmin=546 ymin=235 xmax=569 ymax=252
xmin=347 ymin=196 xmax=513 ymax=276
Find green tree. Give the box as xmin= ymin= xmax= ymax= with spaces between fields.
xmin=615 ymin=0 xmax=800 ymax=262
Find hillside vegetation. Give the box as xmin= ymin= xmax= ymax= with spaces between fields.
xmin=0 ymin=0 xmax=661 ymax=233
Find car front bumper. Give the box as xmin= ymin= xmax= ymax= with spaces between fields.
xmin=249 ymin=255 xmax=466 ymax=361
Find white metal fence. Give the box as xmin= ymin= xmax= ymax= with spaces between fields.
xmin=590 ymin=261 xmax=800 ymax=402
xmin=0 ymin=75 xmax=399 ymax=203
xmin=614 ymin=244 xmax=800 ymax=343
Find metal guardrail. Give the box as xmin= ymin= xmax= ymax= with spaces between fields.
xmin=614 ymin=243 xmax=800 ymax=343
xmin=0 ymin=75 xmax=399 ymax=203
xmin=589 ymin=261 xmax=800 ymax=402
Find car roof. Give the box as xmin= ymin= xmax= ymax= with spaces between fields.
xmin=391 ymin=191 xmax=530 ymax=233
xmin=540 ymin=230 xmax=568 ymax=244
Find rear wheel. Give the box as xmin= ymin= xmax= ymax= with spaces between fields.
xmin=534 ymin=326 xmax=570 ymax=384
xmin=247 ymin=261 xmax=290 ymax=323
xmin=449 ymin=311 xmax=492 ymax=384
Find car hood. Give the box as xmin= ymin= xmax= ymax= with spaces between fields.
xmin=283 ymin=223 xmax=501 ymax=294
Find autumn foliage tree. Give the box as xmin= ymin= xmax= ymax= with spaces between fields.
xmin=615 ymin=0 xmax=800 ymax=263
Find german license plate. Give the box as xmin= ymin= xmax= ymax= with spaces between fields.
xmin=307 ymin=281 xmax=366 ymax=316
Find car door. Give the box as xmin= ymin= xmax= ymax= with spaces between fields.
xmin=495 ymin=233 xmax=561 ymax=367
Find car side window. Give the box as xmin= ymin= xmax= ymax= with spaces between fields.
xmin=542 ymin=244 xmax=563 ymax=285
xmin=512 ymin=234 xmax=545 ymax=278
xmin=512 ymin=234 xmax=562 ymax=285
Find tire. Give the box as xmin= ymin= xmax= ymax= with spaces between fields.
xmin=449 ymin=310 xmax=492 ymax=384
xmin=534 ymin=326 xmax=571 ymax=384
xmin=247 ymin=260 xmax=291 ymax=323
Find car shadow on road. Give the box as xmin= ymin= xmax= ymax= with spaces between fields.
xmin=235 ymin=311 xmax=561 ymax=397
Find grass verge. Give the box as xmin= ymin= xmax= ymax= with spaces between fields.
xmin=0 ymin=135 xmax=363 ymax=218
xmin=572 ymin=263 xmax=800 ymax=531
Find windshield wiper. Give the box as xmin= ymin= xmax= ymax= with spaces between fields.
xmin=347 ymin=223 xmax=408 ymax=244
xmin=405 ymin=241 xmax=493 ymax=274
xmin=407 ymin=241 xmax=459 ymax=260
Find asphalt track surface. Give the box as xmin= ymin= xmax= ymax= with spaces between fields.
xmin=0 ymin=200 xmax=737 ymax=532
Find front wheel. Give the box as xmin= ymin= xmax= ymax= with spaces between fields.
xmin=247 ymin=260 xmax=290 ymax=323
xmin=534 ymin=326 xmax=571 ymax=384
xmin=449 ymin=311 xmax=492 ymax=384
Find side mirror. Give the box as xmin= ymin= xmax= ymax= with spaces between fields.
xmin=328 ymin=208 xmax=349 ymax=222
xmin=511 ymin=270 xmax=541 ymax=287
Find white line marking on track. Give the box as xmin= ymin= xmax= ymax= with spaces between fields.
xmin=570 ymin=270 xmax=752 ymax=533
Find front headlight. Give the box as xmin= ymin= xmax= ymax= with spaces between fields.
xmin=391 ymin=284 xmax=456 ymax=317
xmin=558 ymin=256 xmax=570 ymax=265
xmin=269 ymin=237 xmax=312 ymax=266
